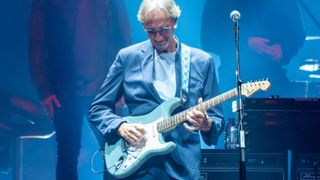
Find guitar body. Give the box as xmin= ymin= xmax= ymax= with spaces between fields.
xmin=104 ymin=98 xmax=182 ymax=179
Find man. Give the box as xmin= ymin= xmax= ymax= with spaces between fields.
xmin=89 ymin=0 xmax=224 ymax=179
xmin=29 ymin=0 xmax=131 ymax=179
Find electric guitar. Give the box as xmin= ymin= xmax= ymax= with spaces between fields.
xmin=104 ymin=80 xmax=270 ymax=178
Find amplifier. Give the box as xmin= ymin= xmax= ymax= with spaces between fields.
xmin=200 ymin=169 xmax=285 ymax=180
xmin=200 ymin=149 xmax=286 ymax=180
xmin=295 ymin=153 xmax=320 ymax=180
xmin=243 ymin=98 xmax=320 ymax=152
xmin=297 ymin=170 xmax=320 ymax=180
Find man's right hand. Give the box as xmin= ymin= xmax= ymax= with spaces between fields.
xmin=42 ymin=94 xmax=61 ymax=119
xmin=117 ymin=123 xmax=146 ymax=148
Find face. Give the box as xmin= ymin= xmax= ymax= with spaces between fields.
xmin=143 ymin=9 xmax=176 ymax=52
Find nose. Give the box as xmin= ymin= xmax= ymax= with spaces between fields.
xmin=154 ymin=32 xmax=164 ymax=41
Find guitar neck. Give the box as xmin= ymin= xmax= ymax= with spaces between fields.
xmin=157 ymin=88 xmax=237 ymax=133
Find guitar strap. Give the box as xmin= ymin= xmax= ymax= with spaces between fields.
xmin=180 ymin=43 xmax=191 ymax=104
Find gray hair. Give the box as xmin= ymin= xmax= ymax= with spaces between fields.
xmin=137 ymin=0 xmax=181 ymax=24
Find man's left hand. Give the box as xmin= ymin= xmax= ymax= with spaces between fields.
xmin=184 ymin=98 xmax=212 ymax=132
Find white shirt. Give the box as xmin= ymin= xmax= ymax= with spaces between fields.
xmin=153 ymin=50 xmax=177 ymax=100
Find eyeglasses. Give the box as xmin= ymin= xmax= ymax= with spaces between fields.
xmin=144 ymin=26 xmax=173 ymax=37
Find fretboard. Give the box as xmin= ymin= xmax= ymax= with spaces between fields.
xmin=157 ymin=88 xmax=237 ymax=133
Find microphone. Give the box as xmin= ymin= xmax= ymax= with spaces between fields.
xmin=230 ymin=10 xmax=241 ymax=22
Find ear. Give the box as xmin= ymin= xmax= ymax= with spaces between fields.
xmin=171 ymin=18 xmax=178 ymax=29
xmin=171 ymin=17 xmax=177 ymax=24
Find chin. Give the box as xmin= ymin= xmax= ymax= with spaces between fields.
xmin=154 ymin=44 xmax=169 ymax=52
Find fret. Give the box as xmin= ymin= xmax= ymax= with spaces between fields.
xmin=200 ymin=103 xmax=205 ymax=111
xmin=172 ymin=115 xmax=177 ymax=125
xmin=223 ymin=93 xmax=228 ymax=101
xmin=174 ymin=115 xmax=178 ymax=124
xmin=176 ymin=114 xmax=180 ymax=124
xmin=222 ymin=94 xmax=226 ymax=102
xmin=179 ymin=113 xmax=183 ymax=122
xmin=224 ymin=92 xmax=228 ymax=99
xmin=204 ymin=102 xmax=209 ymax=110
xmin=213 ymin=98 xmax=217 ymax=106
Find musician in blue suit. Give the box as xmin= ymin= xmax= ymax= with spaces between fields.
xmin=89 ymin=0 xmax=224 ymax=179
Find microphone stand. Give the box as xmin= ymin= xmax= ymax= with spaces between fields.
xmin=232 ymin=16 xmax=246 ymax=180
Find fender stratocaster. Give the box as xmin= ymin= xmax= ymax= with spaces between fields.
xmin=104 ymin=80 xmax=270 ymax=178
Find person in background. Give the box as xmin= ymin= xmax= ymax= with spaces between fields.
xmin=29 ymin=0 xmax=131 ymax=179
xmin=201 ymin=0 xmax=306 ymax=98
xmin=89 ymin=0 xmax=224 ymax=179
xmin=201 ymin=0 xmax=306 ymax=123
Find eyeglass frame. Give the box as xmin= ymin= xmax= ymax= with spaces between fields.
xmin=144 ymin=25 xmax=174 ymax=37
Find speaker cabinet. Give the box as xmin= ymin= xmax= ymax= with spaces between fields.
xmin=295 ymin=153 xmax=320 ymax=180
xmin=200 ymin=149 xmax=286 ymax=180
xmin=200 ymin=169 xmax=285 ymax=180
xmin=14 ymin=136 xmax=56 ymax=180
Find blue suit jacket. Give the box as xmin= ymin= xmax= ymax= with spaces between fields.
xmin=89 ymin=39 xmax=224 ymax=179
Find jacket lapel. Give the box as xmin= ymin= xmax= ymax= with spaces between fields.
xmin=139 ymin=40 xmax=163 ymax=104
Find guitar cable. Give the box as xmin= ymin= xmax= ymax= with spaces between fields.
xmin=91 ymin=147 xmax=125 ymax=174
xmin=90 ymin=148 xmax=108 ymax=174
